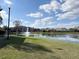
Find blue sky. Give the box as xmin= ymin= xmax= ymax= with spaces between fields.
xmin=0 ymin=0 xmax=79 ymax=28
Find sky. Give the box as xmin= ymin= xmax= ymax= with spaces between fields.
xmin=0 ymin=0 xmax=79 ymax=29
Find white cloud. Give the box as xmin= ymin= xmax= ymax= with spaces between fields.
xmin=39 ymin=0 xmax=79 ymax=20
xmin=40 ymin=17 xmax=53 ymax=25
xmin=52 ymin=22 xmax=79 ymax=29
xmin=57 ymin=8 xmax=79 ymax=20
xmin=39 ymin=4 xmax=52 ymax=13
xmin=58 ymin=0 xmax=79 ymax=20
xmin=61 ymin=0 xmax=79 ymax=12
xmin=39 ymin=0 xmax=60 ymax=13
xmin=0 ymin=10 xmax=8 ymax=19
xmin=4 ymin=0 xmax=12 ymax=7
xmin=50 ymin=0 xmax=61 ymax=10
xmin=32 ymin=17 xmax=53 ymax=28
xmin=26 ymin=12 xmax=43 ymax=18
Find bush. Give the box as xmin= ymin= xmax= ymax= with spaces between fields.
xmin=0 ymin=29 xmax=5 ymax=35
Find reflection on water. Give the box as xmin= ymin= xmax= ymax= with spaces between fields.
xmin=32 ymin=34 xmax=79 ymax=43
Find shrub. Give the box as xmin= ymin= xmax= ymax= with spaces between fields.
xmin=0 ymin=28 xmax=5 ymax=35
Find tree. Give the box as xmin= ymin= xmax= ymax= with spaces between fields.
xmin=0 ymin=16 xmax=2 ymax=25
xmin=13 ymin=20 xmax=22 ymax=35
xmin=3 ymin=26 xmax=8 ymax=30
xmin=0 ymin=6 xmax=3 ymax=25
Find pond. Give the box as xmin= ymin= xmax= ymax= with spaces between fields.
xmin=32 ymin=34 xmax=79 ymax=43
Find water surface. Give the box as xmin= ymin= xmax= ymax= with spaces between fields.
xmin=32 ymin=34 xmax=79 ymax=43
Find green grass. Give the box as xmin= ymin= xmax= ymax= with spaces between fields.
xmin=32 ymin=32 xmax=79 ymax=35
xmin=0 ymin=36 xmax=79 ymax=59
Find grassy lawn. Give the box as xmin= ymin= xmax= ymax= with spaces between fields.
xmin=32 ymin=32 xmax=79 ymax=35
xmin=0 ymin=36 xmax=79 ymax=59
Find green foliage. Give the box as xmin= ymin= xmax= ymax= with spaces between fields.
xmin=0 ymin=16 xmax=3 ymax=25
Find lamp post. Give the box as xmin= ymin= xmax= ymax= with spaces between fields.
xmin=6 ymin=0 xmax=12 ymax=39
xmin=7 ymin=7 xmax=11 ymax=40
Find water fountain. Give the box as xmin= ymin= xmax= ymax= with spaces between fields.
xmin=25 ymin=27 xmax=30 ymax=37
